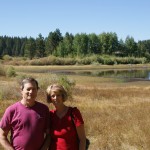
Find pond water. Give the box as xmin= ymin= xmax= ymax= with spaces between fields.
xmin=23 ymin=67 xmax=150 ymax=81
xmin=48 ymin=69 xmax=150 ymax=81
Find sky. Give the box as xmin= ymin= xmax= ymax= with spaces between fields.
xmin=0 ymin=0 xmax=150 ymax=42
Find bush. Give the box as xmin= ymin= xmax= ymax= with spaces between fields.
xmin=2 ymin=55 xmax=13 ymax=61
xmin=6 ymin=66 xmax=17 ymax=77
xmin=37 ymin=74 xmax=76 ymax=100
xmin=58 ymin=75 xmax=76 ymax=100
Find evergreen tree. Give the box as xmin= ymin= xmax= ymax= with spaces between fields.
xmin=24 ymin=37 xmax=36 ymax=59
xmin=45 ymin=28 xmax=63 ymax=55
xmin=0 ymin=37 xmax=6 ymax=57
xmin=36 ymin=33 xmax=45 ymax=58
xmin=4 ymin=37 xmax=13 ymax=56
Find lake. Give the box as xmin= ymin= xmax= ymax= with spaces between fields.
xmin=47 ymin=68 xmax=150 ymax=81
xmin=17 ymin=66 xmax=150 ymax=81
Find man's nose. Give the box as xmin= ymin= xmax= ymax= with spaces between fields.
xmin=29 ymin=90 xmax=33 ymax=93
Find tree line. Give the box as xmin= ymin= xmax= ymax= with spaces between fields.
xmin=0 ymin=28 xmax=150 ymax=60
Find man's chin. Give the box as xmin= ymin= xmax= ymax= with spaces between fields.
xmin=27 ymin=98 xmax=35 ymax=101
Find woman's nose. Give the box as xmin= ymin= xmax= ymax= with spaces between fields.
xmin=53 ymin=95 xmax=57 ymax=99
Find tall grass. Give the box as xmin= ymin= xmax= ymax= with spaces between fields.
xmin=0 ymin=66 xmax=150 ymax=149
xmin=70 ymin=82 xmax=150 ymax=150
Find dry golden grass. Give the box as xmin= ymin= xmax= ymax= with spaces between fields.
xmin=1 ymin=65 xmax=150 ymax=150
xmin=68 ymin=77 xmax=150 ymax=150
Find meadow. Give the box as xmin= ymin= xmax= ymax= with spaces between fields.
xmin=0 ymin=65 xmax=150 ymax=150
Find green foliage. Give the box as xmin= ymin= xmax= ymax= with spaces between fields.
xmin=11 ymin=55 xmax=147 ymax=66
xmin=103 ymin=55 xmax=115 ymax=65
xmin=3 ymin=55 xmax=13 ymax=61
xmin=125 ymin=36 xmax=138 ymax=57
xmin=6 ymin=66 xmax=16 ymax=77
xmin=36 ymin=34 xmax=45 ymax=58
xmin=45 ymin=29 xmax=63 ymax=55
xmin=1 ymin=29 xmax=150 ymax=65
xmin=58 ymin=75 xmax=76 ymax=100
xmin=37 ymin=74 xmax=75 ymax=100
xmin=24 ymin=37 xmax=36 ymax=59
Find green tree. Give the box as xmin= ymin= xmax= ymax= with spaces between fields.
xmin=36 ymin=34 xmax=45 ymax=58
xmin=125 ymin=36 xmax=138 ymax=57
xmin=20 ymin=37 xmax=27 ymax=56
xmin=55 ymin=41 xmax=66 ymax=57
xmin=0 ymin=37 xmax=6 ymax=57
xmin=99 ymin=32 xmax=118 ymax=55
xmin=12 ymin=37 xmax=21 ymax=56
xmin=45 ymin=28 xmax=63 ymax=55
xmin=88 ymin=33 xmax=101 ymax=54
xmin=4 ymin=37 xmax=13 ymax=56
xmin=24 ymin=37 xmax=36 ymax=59
xmin=56 ymin=32 xmax=74 ymax=57
xmin=137 ymin=40 xmax=150 ymax=59
xmin=117 ymin=39 xmax=126 ymax=56
xmin=73 ymin=33 xmax=89 ymax=57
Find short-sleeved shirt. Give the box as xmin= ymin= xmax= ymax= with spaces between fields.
xmin=49 ymin=107 xmax=84 ymax=150
xmin=0 ymin=101 xmax=50 ymax=150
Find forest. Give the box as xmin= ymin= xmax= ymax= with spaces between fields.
xmin=0 ymin=28 xmax=150 ymax=63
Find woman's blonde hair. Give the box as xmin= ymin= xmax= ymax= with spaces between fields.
xmin=46 ymin=84 xmax=68 ymax=103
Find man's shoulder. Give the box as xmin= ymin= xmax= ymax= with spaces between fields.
xmin=36 ymin=101 xmax=49 ymax=109
xmin=3 ymin=101 xmax=20 ymax=115
xmin=7 ymin=101 xmax=20 ymax=110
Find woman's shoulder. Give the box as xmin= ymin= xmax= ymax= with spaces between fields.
xmin=69 ymin=106 xmax=84 ymax=125
xmin=69 ymin=107 xmax=81 ymax=116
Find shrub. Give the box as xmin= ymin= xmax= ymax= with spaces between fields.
xmin=6 ymin=66 xmax=17 ymax=77
xmin=2 ymin=55 xmax=13 ymax=61
xmin=37 ymin=74 xmax=76 ymax=100
xmin=58 ymin=75 xmax=76 ymax=100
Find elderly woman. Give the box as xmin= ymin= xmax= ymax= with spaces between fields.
xmin=46 ymin=84 xmax=86 ymax=150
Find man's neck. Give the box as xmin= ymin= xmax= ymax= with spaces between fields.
xmin=21 ymin=99 xmax=36 ymax=107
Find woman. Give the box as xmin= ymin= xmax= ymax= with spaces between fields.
xmin=46 ymin=84 xmax=86 ymax=150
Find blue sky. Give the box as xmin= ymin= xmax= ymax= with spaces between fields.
xmin=0 ymin=0 xmax=150 ymax=42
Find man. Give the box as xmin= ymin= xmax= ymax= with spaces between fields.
xmin=0 ymin=77 xmax=50 ymax=150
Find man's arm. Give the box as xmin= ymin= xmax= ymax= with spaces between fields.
xmin=0 ymin=128 xmax=14 ymax=150
xmin=40 ymin=128 xmax=51 ymax=150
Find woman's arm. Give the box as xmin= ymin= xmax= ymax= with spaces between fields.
xmin=76 ymin=124 xmax=86 ymax=150
xmin=40 ymin=127 xmax=51 ymax=150
xmin=0 ymin=128 xmax=14 ymax=150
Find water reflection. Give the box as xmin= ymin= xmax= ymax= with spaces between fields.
xmin=24 ymin=68 xmax=150 ymax=81
xmin=49 ymin=69 xmax=150 ymax=81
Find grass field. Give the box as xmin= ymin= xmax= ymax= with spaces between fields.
xmin=0 ymin=65 xmax=150 ymax=150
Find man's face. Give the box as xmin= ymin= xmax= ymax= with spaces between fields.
xmin=21 ymin=82 xmax=38 ymax=103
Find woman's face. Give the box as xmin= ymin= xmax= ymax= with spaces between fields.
xmin=50 ymin=90 xmax=63 ymax=106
